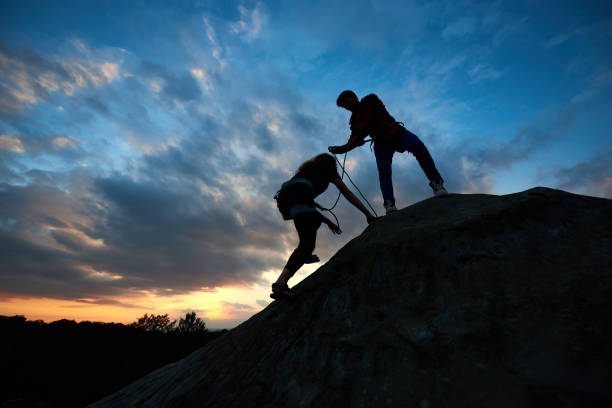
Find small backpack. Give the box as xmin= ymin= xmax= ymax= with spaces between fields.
xmin=361 ymin=94 xmax=403 ymax=144
xmin=273 ymin=178 xmax=315 ymax=220
xmin=274 ymin=188 xmax=293 ymax=220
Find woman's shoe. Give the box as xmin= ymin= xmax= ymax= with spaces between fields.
xmin=304 ymin=254 xmax=320 ymax=264
xmin=271 ymin=283 xmax=296 ymax=299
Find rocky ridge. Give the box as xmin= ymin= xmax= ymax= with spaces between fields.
xmin=91 ymin=187 xmax=612 ymax=407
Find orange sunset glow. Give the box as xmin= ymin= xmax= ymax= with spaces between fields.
xmin=0 ymin=264 xmax=320 ymax=329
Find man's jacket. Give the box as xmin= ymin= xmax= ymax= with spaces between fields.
xmin=349 ymin=94 xmax=405 ymax=146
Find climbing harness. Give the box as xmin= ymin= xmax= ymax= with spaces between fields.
xmin=365 ymin=122 xmax=404 ymax=151
xmin=274 ymin=178 xmax=318 ymax=220
xmin=281 ymin=178 xmax=314 ymax=190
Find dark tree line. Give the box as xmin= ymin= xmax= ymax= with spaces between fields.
xmin=0 ymin=313 xmax=226 ymax=407
xmin=130 ymin=311 xmax=208 ymax=334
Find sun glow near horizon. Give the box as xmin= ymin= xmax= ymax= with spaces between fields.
xmin=0 ymin=285 xmax=270 ymax=330
xmin=0 ymin=263 xmax=320 ymax=329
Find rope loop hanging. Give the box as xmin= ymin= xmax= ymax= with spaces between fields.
xmin=316 ymin=152 xmax=379 ymax=229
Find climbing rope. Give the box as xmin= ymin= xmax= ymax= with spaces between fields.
xmin=314 ymin=152 xmax=346 ymax=228
xmin=316 ymin=152 xmax=379 ymax=229
xmin=332 ymin=153 xmax=378 ymax=217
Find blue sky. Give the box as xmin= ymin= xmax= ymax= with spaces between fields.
xmin=1 ymin=0 xmax=611 ymax=328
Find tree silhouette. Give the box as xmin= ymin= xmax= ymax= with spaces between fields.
xmin=177 ymin=311 xmax=207 ymax=334
xmin=131 ymin=313 xmax=176 ymax=333
xmin=1 ymin=314 xmax=226 ymax=407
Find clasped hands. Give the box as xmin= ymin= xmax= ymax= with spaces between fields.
xmin=328 ymin=145 xmax=347 ymax=154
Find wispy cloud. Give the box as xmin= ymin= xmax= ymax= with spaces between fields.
xmin=51 ymin=136 xmax=78 ymax=149
xmin=543 ymin=27 xmax=587 ymax=49
xmin=442 ymin=17 xmax=477 ymax=39
xmin=231 ymin=3 xmax=265 ymax=41
xmin=0 ymin=43 xmax=121 ymax=116
xmin=492 ymin=16 xmax=528 ymax=47
xmin=553 ymin=149 xmax=612 ymax=198
xmin=572 ymin=69 xmax=612 ymax=103
xmin=544 ymin=32 xmax=573 ymax=49
xmin=0 ymin=134 xmax=25 ymax=153
xmin=468 ymin=63 xmax=502 ymax=83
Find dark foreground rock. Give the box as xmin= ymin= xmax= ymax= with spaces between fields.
xmin=90 ymin=187 xmax=612 ymax=408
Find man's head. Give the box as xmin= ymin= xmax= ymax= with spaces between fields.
xmin=336 ymin=90 xmax=359 ymax=111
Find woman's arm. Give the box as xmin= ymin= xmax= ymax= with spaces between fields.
xmin=331 ymin=177 xmax=377 ymax=223
xmin=320 ymin=212 xmax=341 ymax=234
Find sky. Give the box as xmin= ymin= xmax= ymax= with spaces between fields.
xmin=1 ymin=0 xmax=611 ymax=329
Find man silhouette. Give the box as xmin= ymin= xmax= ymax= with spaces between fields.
xmin=329 ymin=90 xmax=447 ymax=214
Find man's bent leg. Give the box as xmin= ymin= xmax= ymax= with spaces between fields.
xmin=397 ymin=130 xmax=443 ymax=183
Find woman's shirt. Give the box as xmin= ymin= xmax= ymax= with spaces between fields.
xmin=293 ymin=162 xmax=340 ymax=198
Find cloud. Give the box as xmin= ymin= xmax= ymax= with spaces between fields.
xmin=468 ymin=63 xmax=502 ymax=83
xmin=50 ymin=227 xmax=106 ymax=251
xmin=0 ymin=134 xmax=25 ymax=153
xmin=0 ymin=128 xmax=291 ymax=298
xmin=191 ymin=67 xmax=214 ymax=91
xmin=71 ymin=297 xmax=143 ymax=309
xmin=429 ymin=54 xmax=467 ymax=77
xmin=572 ymin=69 xmax=612 ymax=103
xmin=543 ymin=32 xmax=573 ymax=49
xmin=231 ymin=3 xmax=264 ymax=41
xmin=0 ymin=43 xmax=121 ymax=115
xmin=202 ymin=16 xmax=217 ymax=44
xmin=0 ymin=180 xmax=126 ymax=299
xmin=0 ymin=230 xmax=83 ymax=297
xmin=139 ymin=61 xmax=202 ymax=104
xmin=269 ymin=0 xmax=423 ymax=51
xmin=492 ymin=16 xmax=528 ymax=47
xmin=543 ymin=27 xmax=587 ymax=49
xmin=442 ymin=17 xmax=476 ymax=39
xmin=0 ymin=82 xmax=30 ymax=116
xmin=51 ymin=136 xmax=78 ymax=149
xmin=416 ymin=104 xmax=580 ymax=196
xmin=81 ymin=96 xmax=110 ymax=115
xmin=210 ymin=301 xmax=258 ymax=325
xmin=0 ymin=75 xmax=338 ymax=303
xmin=0 ymin=129 xmax=88 ymax=172
xmin=553 ymin=149 xmax=612 ymax=199
xmin=455 ymin=111 xmax=571 ymax=174
xmin=220 ymin=301 xmax=255 ymax=311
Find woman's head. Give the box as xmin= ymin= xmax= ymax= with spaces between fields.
xmin=297 ymin=153 xmax=337 ymax=176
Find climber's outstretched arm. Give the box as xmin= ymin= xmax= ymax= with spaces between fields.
xmin=328 ymin=134 xmax=366 ymax=154
xmin=320 ymin=212 xmax=341 ymax=234
xmin=332 ymin=177 xmax=377 ymax=224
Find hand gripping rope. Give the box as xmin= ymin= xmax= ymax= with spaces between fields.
xmin=315 ymin=152 xmax=379 ymax=229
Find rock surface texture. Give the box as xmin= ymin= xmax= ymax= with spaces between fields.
xmin=91 ymin=187 xmax=612 ymax=408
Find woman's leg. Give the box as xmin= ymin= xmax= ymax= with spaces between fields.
xmin=374 ymin=144 xmax=395 ymax=206
xmin=396 ymin=130 xmax=443 ymax=183
xmin=277 ymin=212 xmax=322 ymax=286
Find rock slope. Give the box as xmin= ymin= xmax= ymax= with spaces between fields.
xmin=90 ymin=187 xmax=612 ymax=408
